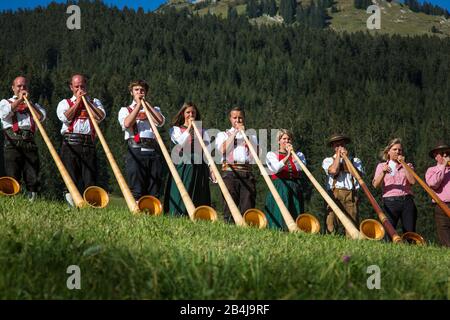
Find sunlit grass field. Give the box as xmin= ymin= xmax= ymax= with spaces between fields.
xmin=0 ymin=195 xmax=448 ymax=299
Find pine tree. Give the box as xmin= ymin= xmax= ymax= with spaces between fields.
xmin=262 ymin=0 xmax=276 ymax=16
xmin=354 ymin=0 xmax=374 ymax=10
xmin=246 ymin=0 xmax=260 ymax=18
xmin=280 ymin=0 xmax=296 ymax=24
xmin=406 ymin=0 xmax=421 ymax=12
xmin=228 ymin=6 xmax=238 ymax=19
xmin=268 ymin=0 xmax=277 ymax=16
xmin=262 ymin=0 xmax=270 ymax=15
xmin=296 ymin=3 xmax=305 ymax=24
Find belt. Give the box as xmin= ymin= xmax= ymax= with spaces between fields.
xmin=3 ymin=128 xmax=34 ymax=141
xmin=64 ymin=133 xmax=93 ymax=145
xmin=383 ymin=195 xmax=413 ymax=201
xmin=333 ymin=188 xmax=353 ymax=191
xmin=127 ymin=138 xmax=158 ymax=149
xmin=222 ymin=163 xmax=251 ymax=172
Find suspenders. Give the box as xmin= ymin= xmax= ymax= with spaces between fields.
xmin=6 ymin=99 xmax=36 ymax=133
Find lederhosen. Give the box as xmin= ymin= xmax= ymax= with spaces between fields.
xmin=125 ymin=106 xmax=162 ymax=200
xmin=326 ymin=160 xmax=359 ymax=236
xmin=3 ymin=100 xmax=39 ymax=192
xmin=221 ymin=132 xmax=256 ymax=223
xmin=60 ymin=99 xmax=97 ymax=193
xmin=434 ymin=202 xmax=450 ymax=247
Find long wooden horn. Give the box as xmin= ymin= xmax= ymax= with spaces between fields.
xmin=340 ymin=154 xmax=396 ymax=242
xmin=0 ymin=176 xmax=21 ymax=196
xmin=81 ymin=96 xmax=137 ymax=213
xmin=239 ymin=129 xmax=298 ymax=232
xmin=398 ymin=158 xmax=450 ymax=218
xmin=23 ymin=96 xmax=86 ymax=207
xmin=275 ymin=150 xmax=321 ymax=234
xmin=191 ymin=120 xmax=252 ymax=227
xmin=141 ymin=99 xmax=217 ymax=221
xmin=290 ymin=152 xmax=362 ymax=239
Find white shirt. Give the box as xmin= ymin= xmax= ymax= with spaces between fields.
xmin=56 ymin=96 xmax=106 ymax=135
xmin=117 ymin=101 xmax=165 ymax=140
xmin=266 ymin=151 xmax=306 ymax=174
xmin=170 ymin=125 xmax=211 ymax=149
xmin=215 ymin=128 xmax=258 ymax=164
xmin=322 ymin=156 xmax=363 ymax=190
xmin=170 ymin=124 xmax=211 ymax=165
xmin=0 ymin=96 xmax=46 ymax=129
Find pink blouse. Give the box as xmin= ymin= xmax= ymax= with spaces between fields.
xmin=374 ymin=162 xmax=415 ymax=198
xmin=425 ymin=164 xmax=450 ymax=203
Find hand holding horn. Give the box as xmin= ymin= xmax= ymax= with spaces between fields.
xmin=398 ymin=158 xmax=450 ymax=218
xmin=23 ymin=96 xmax=86 ymax=208
xmin=141 ymin=98 xmax=217 ymax=221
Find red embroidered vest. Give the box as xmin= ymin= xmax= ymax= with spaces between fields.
xmin=270 ymin=152 xmax=300 ymax=180
xmin=66 ymin=99 xmax=95 ymax=139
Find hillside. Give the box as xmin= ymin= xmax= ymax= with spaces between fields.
xmin=0 ymin=196 xmax=448 ymax=299
xmin=331 ymin=0 xmax=450 ymax=37
xmin=159 ymin=0 xmax=450 ymax=37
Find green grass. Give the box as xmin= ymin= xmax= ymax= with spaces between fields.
xmin=330 ymin=0 xmax=450 ymax=37
xmin=0 ymin=195 xmax=448 ymax=299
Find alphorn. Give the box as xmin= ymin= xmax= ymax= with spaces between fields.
xmin=23 ymin=96 xmax=86 ymax=207
xmin=141 ymin=99 xmax=217 ymax=221
xmin=191 ymin=120 xmax=267 ymax=227
xmin=81 ymin=96 xmax=140 ymax=212
xmin=191 ymin=120 xmax=245 ymax=226
xmin=239 ymin=129 xmax=299 ymax=232
xmin=0 ymin=176 xmax=21 ymax=196
xmin=399 ymin=158 xmax=450 ymax=219
xmin=341 ymin=154 xmax=400 ymax=242
xmin=290 ymin=152 xmax=362 ymax=239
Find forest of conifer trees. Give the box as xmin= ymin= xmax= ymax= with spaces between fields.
xmin=0 ymin=1 xmax=448 ymax=242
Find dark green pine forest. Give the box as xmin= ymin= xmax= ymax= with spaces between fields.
xmin=0 ymin=1 xmax=448 ymax=242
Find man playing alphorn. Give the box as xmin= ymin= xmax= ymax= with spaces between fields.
xmin=0 ymin=76 xmax=46 ymax=200
xmin=118 ymin=80 xmax=165 ymax=201
xmin=56 ymin=74 xmax=105 ymax=206
xmin=215 ymin=106 xmax=258 ymax=223
xmin=425 ymin=142 xmax=450 ymax=247
xmin=322 ymin=134 xmax=363 ymax=236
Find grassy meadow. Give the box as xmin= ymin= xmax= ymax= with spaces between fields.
xmin=0 ymin=194 xmax=448 ymax=299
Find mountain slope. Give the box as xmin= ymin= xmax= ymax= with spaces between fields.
xmin=159 ymin=0 xmax=450 ymax=37
xmin=331 ymin=0 xmax=450 ymax=37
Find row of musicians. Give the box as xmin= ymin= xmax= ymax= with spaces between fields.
xmin=1 ymin=75 xmax=449 ymax=247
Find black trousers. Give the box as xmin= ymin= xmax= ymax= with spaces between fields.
xmin=60 ymin=142 xmax=97 ymax=194
xmin=126 ymin=146 xmax=163 ymax=201
xmin=221 ymin=170 xmax=256 ymax=224
xmin=4 ymin=141 xmax=39 ymax=192
xmin=382 ymin=195 xmax=418 ymax=237
xmin=434 ymin=203 xmax=450 ymax=247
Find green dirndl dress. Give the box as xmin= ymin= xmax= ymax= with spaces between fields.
xmin=164 ymin=128 xmax=211 ymax=217
xmin=264 ymin=178 xmax=304 ymax=231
